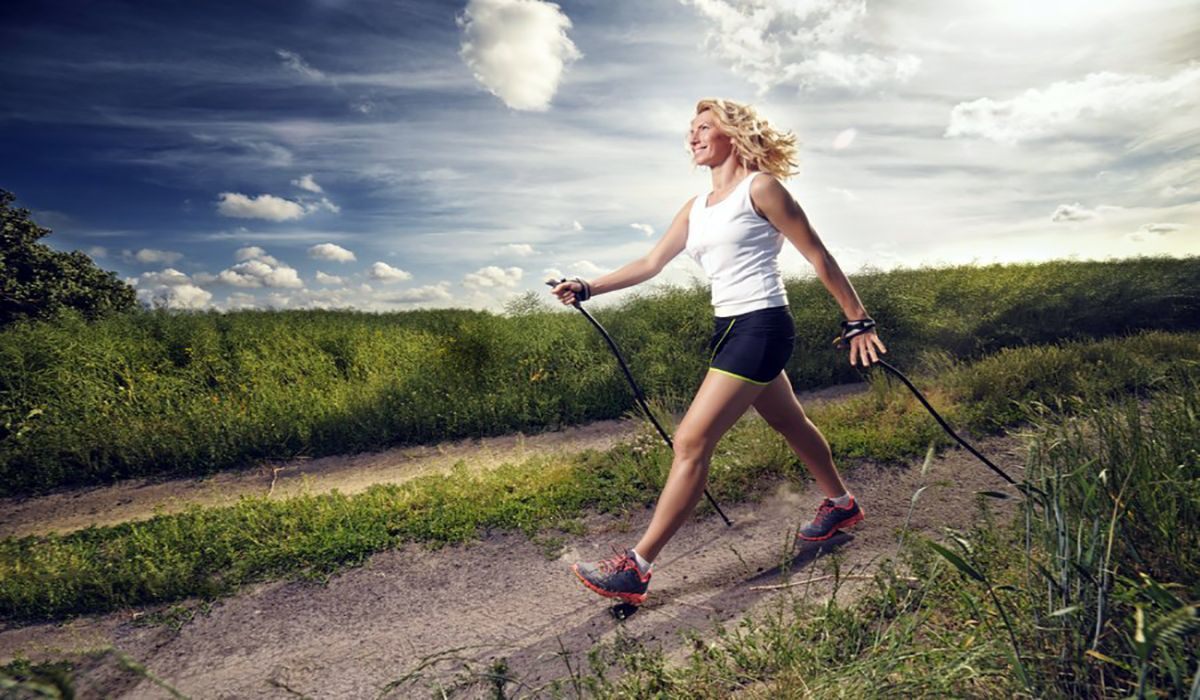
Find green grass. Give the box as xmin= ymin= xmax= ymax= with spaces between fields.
xmin=1 ymin=330 xmax=1196 ymax=624
xmin=1 ymin=256 xmax=1197 ymax=496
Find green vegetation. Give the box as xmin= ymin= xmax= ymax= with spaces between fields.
xmin=1 ymin=256 xmax=1197 ymax=496
xmin=470 ymin=373 xmax=1198 ymax=699
xmin=0 ymin=190 xmax=137 ymax=330
xmin=1 ymin=330 xmax=1196 ymax=626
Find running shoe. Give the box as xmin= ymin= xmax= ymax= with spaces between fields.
xmin=797 ymin=496 xmax=864 ymax=541
xmin=572 ymin=547 xmax=652 ymax=605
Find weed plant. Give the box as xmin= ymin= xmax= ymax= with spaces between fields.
xmin=0 ymin=256 xmax=1197 ymax=496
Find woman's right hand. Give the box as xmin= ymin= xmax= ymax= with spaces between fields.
xmin=549 ymin=279 xmax=586 ymax=305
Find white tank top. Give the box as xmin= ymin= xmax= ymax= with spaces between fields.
xmin=685 ymin=172 xmax=789 ymax=316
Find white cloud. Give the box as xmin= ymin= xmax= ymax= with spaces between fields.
xmin=630 ymin=223 xmax=655 ymax=237
xmin=381 ymin=283 xmax=455 ymax=303
xmin=572 ymin=221 xmax=583 ymax=231
xmin=277 ymin=49 xmax=327 ymax=82
xmin=292 ymin=174 xmax=324 ymax=193
xmin=572 ymin=260 xmax=606 ymax=276
xmin=308 ymin=242 xmax=356 ymax=262
xmin=124 ymin=248 xmax=183 ymax=265
xmin=506 ymin=243 xmax=535 ymax=256
xmin=832 ymin=128 xmax=857 ymax=150
xmin=946 ymin=64 xmax=1200 ymax=144
xmin=303 ymin=197 xmax=341 ymax=214
xmin=315 ymin=271 xmax=344 ymax=285
xmin=463 ymin=265 xmax=523 ymax=288
xmin=138 ymin=283 xmax=213 ymax=310
xmin=139 ymin=268 xmax=192 ymax=286
xmin=457 ymin=0 xmax=582 ymax=111
xmin=681 ymin=0 xmax=920 ymax=93
xmin=368 ymin=261 xmax=413 ymax=282
xmin=224 ymin=292 xmax=259 ymax=311
xmin=86 ymin=246 xmax=108 ymax=259
xmin=217 ymin=192 xmax=307 ymax=221
xmin=235 ymin=246 xmax=280 ymax=266
xmin=216 ymin=248 xmax=302 ymax=288
xmin=828 ymin=186 xmax=858 ymax=201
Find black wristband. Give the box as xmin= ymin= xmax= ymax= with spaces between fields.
xmin=570 ymin=277 xmax=592 ymax=302
xmin=832 ymin=318 xmax=876 ymax=349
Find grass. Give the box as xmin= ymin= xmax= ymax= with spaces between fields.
xmin=1 ymin=256 xmax=1197 ymax=496
xmin=0 ymin=330 xmax=1196 ymax=624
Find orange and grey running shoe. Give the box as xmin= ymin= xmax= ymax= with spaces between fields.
xmin=572 ymin=547 xmax=651 ymax=605
xmin=798 ymin=496 xmax=864 ymax=541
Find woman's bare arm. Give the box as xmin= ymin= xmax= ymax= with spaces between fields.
xmin=750 ymin=175 xmax=887 ymax=365
xmin=551 ymin=198 xmax=694 ymax=303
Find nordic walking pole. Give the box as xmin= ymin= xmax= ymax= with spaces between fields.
xmin=835 ymin=320 xmax=1017 ymax=486
xmin=546 ymin=279 xmax=734 ymax=527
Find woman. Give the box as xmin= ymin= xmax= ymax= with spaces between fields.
xmin=549 ymin=98 xmax=886 ymax=606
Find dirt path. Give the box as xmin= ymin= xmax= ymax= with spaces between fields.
xmin=0 ymin=384 xmax=868 ymax=539
xmin=0 ymin=423 xmax=1027 ymax=698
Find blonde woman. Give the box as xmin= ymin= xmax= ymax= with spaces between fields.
xmin=550 ymin=98 xmax=886 ymax=605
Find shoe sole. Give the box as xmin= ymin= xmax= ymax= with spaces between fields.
xmin=796 ymin=509 xmax=864 ymax=542
xmin=571 ymin=564 xmax=648 ymax=605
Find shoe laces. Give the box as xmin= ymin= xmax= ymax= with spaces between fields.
xmin=814 ymin=499 xmax=837 ymax=519
xmin=598 ymin=546 xmax=637 ymax=575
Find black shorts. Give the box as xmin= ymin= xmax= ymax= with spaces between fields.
xmin=707 ymin=305 xmax=795 ymax=385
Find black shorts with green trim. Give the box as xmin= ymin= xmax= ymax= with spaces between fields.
xmin=707 ymin=304 xmax=796 ymax=385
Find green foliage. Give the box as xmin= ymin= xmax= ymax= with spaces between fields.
xmin=0 ymin=190 xmax=137 ymax=329
xmin=0 ymin=256 xmax=1197 ymax=496
xmin=2 ymin=331 xmax=1198 ymax=624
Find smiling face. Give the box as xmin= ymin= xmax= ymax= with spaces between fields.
xmin=688 ymin=109 xmax=734 ymax=167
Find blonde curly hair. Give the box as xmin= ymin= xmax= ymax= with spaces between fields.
xmin=692 ymin=98 xmax=800 ymax=179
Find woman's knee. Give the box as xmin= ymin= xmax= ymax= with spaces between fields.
xmin=671 ymin=428 xmax=713 ymax=463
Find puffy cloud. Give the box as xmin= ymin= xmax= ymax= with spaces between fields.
xmin=368 ymin=261 xmax=413 ymax=282
xmin=292 ymin=174 xmax=324 ymax=193
xmin=457 ymin=0 xmax=582 ymax=111
xmin=86 ymin=246 xmax=108 ymax=259
xmin=138 ymin=283 xmax=213 ymax=310
xmin=681 ymin=0 xmax=919 ymax=94
xmin=308 ymin=243 xmax=356 ymax=262
xmin=216 ymin=248 xmax=302 ymax=288
xmin=506 ymin=243 xmax=535 ymax=256
xmin=217 ymin=192 xmax=306 ymax=221
xmin=315 ymin=271 xmax=344 ymax=285
xmin=946 ymin=64 xmax=1200 ymax=144
xmin=630 ymin=223 xmax=655 ymax=237
xmin=124 ymin=248 xmax=183 ymax=265
xmin=832 ymin=128 xmax=857 ymax=150
xmin=235 ymin=246 xmax=279 ymax=266
xmin=139 ymin=268 xmax=193 ymax=286
xmin=463 ymin=265 xmax=523 ymax=288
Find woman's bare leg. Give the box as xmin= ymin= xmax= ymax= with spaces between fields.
xmin=751 ymin=371 xmax=849 ymax=498
xmin=632 ymin=370 xmax=768 ymax=562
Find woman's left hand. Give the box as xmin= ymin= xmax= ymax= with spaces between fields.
xmin=849 ymin=330 xmax=887 ymax=367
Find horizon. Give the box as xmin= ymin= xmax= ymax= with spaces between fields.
xmin=2 ymin=0 xmax=1197 ymax=315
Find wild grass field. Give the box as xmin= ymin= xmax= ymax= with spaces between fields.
xmin=0 ymin=256 xmax=1197 ymax=698
xmin=1 ymin=256 xmax=1197 ymax=497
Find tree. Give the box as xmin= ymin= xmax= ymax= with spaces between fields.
xmin=0 ymin=189 xmax=138 ymax=328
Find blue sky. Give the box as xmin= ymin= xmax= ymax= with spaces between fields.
xmin=2 ymin=0 xmax=1197 ymax=313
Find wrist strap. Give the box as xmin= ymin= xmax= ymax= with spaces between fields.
xmin=570 ymin=277 xmax=592 ymax=302
xmin=832 ymin=318 xmax=876 ymax=349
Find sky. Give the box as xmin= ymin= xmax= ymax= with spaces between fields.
xmin=1 ymin=0 xmax=1197 ymax=314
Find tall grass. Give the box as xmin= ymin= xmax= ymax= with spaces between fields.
xmin=1 ymin=330 xmax=1196 ymax=624
xmin=1 ymin=256 xmax=1197 ymax=496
